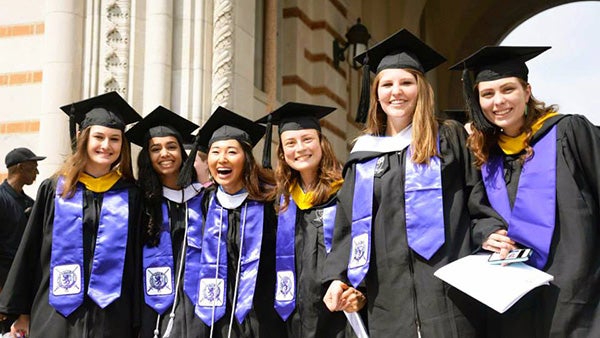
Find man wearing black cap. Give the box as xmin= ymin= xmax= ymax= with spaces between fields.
xmin=0 ymin=147 xmax=45 ymax=333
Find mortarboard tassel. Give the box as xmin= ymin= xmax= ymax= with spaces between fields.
xmin=355 ymin=55 xmax=370 ymax=124
xmin=177 ymin=134 xmax=200 ymax=188
xmin=261 ymin=115 xmax=273 ymax=169
xmin=69 ymin=105 xmax=77 ymax=153
xmin=461 ymin=68 xmax=495 ymax=133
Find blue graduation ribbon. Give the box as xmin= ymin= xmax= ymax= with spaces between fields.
xmin=233 ymin=201 xmax=263 ymax=324
xmin=49 ymin=178 xmax=85 ymax=317
xmin=404 ymin=144 xmax=445 ymax=260
xmin=347 ymin=157 xmax=377 ymax=288
xmin=49 ymin=177 xmax=129 ymax=316
xmin=322 ymin=204 xmax=337 ymax=254
xmin=195 ymin=196 xmax=228 ymax=325
xmin=274 ymin=196 xmax=297 ymax=321
xmin=142 ymin=202 xmax=175 ymax=314
xmin=482 ymin=126 xmax=557 ymax=269
xmin=182 ymin=192 xmax=204 ymax=305
xmin=87 ymin=188 xmax=129 ymax=308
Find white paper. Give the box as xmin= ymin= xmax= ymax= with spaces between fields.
xmin=434 ymin=254 xmax=553 ymax=313
xmin=344 ymin=310 xmax=369 ymax=338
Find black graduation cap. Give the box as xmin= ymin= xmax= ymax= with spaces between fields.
xmin=59 ymin=91 xmax=141 ymax=149
xmin=176 ymin=106 xmax=266 ymax=187
xmin=255 ymin=102 xmax=336 ymax=168
xmin=125 ymin=106 xmax=199 ymax=148
xmin=449 ymin=46 xmax=550 ymax=132
xmin=449 ymin=46 xmax=551 ymax=83
xmin=353 ymin=29 xmax=446 ymax=123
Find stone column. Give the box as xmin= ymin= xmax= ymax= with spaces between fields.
xmin=263 ymin=0 xmax=277 ymax=111
xmin=211 ymin=0 xmax=234 ymax=111
xmin=143 ymin=0 xmax=173 ymax=113
xmin=37 ymin=0 xmax=84 ymax=178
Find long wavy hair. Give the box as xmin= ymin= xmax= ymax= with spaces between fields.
xmin=363 ymin=68 xmax=438 ymax=164
xmin=53 ymin=126 xmax=133 ymax=198
xmin=138 ymin=134 xmax=194 ymax=246
xmin=275 ymin=131 xmax=342 ymax=211
xmin=467 ymin=78 xmax=557 ymax=168
xmin=210 ymin=139 xmax=276 ymax=203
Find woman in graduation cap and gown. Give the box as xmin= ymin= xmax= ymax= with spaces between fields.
xmin=177 ymin=106 xmax=287 ymax=338
xmin=452 ymin=46 xmax=600 ymax=337
xmin=256 ymin=103 xmax=362 ymax=338
xmin=0 ymin=92 xmax=144 ymax=337
xmin=322 ymin=29 xmax=486 ymax=337
xmin=126 ymin=106 xmax=209 ymax=338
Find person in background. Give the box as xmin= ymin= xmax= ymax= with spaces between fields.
xmin=256 ymin=102 xmax=363 ymax=338
xmin=178 ymin=106 xmax=286 ymax=338
xmin=0 ymin=148 xmax=45 ymax=334
xmin=126 ymin=106 xmax=208 ymax=338
xmin=452 ymin=45 xmax=600 ymax=337
xmin=0 ymin=92 xmax=143 ymax=337
xmin=322 ymin=29 xmax=484 ymax=337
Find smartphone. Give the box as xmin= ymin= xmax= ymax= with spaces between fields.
xmin=488 ymin=248 xmax=532 ymax=264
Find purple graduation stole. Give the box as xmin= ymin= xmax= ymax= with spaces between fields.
xmin=347 ymin=157 xmax=377 ymax=288
xmin=195 ymin=195 xmax=264 ymax=325
xmin=49 ymin=177 xmax=129 ymax=316
xmin=182 ymin=192 xmax=205 ymax=305
xmin=275 ymin=196 xmax=338 ymax=320
xmin=322 ymin=204 xmax=337 ymax=254
xmin=274 ymin=196 xmax=297 ymax=321
xmin=482 ymin=126 xmax=557 ymax=269
xmin=404 ymin=146 xmax=445 ymax=260
xmin=142 ymin=203 xmax=175 ymax=315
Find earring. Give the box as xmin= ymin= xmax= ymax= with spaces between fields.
xmin=524 ymin=106 xmax=529 ymax=117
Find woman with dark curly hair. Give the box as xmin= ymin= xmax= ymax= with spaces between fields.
xmin=177 ymin=106 xmax=286 ymax=338
xmin=126 ymin=106 xmax=207 ymax=338
xmin=452 ymin=45 xmax=600 ymax=337
xmin=256 ymin=102 xmax=361 ymax=338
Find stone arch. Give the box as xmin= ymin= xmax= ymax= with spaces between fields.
xmin=418 ymin=0 xmax=583 ymax=113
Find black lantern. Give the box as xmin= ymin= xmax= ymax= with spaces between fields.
xmin=333 ymin=18 xmax=371 ymax=69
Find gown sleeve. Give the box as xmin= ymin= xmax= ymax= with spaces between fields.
xmin=0 ymin=178 xmax=55 ymax=315
xmin=559 ymin=114 xmax=600 ymax=205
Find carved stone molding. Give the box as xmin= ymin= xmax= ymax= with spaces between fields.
xmin=211 ymin=0 xmax=234 ymax=110
xmin=102 ymin=0 xmax=130 ymax=95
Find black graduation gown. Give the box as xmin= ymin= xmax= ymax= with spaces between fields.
xmin=284 ymin=195 xmax=348 ymax=338
xmin=0 ymin=177 xmax=143 ymax=338
xmin=470 ymin=114 xmax=600 ymax=337
xmin=140 ymin=197 xmax=207 ymax=338
xmin=199 ymin=190 xmax=287 ymax=338
xmin=323 ymin=120 xmax=485 ymax=337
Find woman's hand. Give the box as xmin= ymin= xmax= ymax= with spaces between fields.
xmin=10 ymin=314 xmax=29 ymax=338
xmin=323 ymin=280 xmax=367 ymax=312
xmin=339 ymin=286 xmax=366 ymax=313
xmin=482 ymin=229 xmax=517 ymax=259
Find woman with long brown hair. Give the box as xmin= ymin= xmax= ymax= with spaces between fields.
xmin=322 ymin=29 xmax=484 ymax=337
xmin=452 ymin=45 xmax=600 ymax=337
xmin=0 ymin=92 xmax=143 ymax=337
xmin=256 ymin=102 xmax=360 ymax=338
xmin=177 ymin=106 xmax=286 ymax=338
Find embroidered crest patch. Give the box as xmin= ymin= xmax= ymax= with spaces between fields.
xmin=348 ymin=233 xmax=368 ymax=268
xmin=275 ymin=270 xmax=295 ymax=301
xmin=52 ymin=264 xmax=82 ymax=296
xmin=198 ymin=278 xmax=225 ymax=307
xmin=145 ymin=266 xmax=173 ymax=296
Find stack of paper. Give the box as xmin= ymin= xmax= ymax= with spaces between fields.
xmin=434 ymin=254 xmax=554 ymax=313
